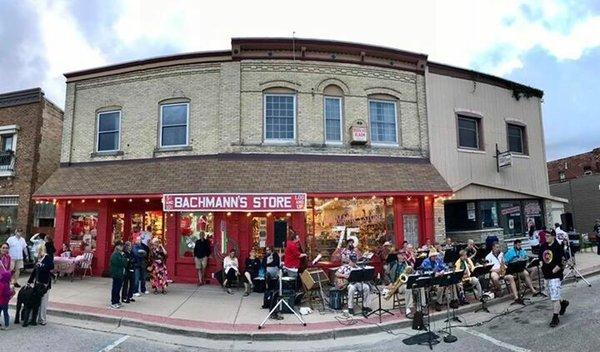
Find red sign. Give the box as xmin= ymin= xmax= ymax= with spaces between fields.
xmin=163 ymin=193 xmax=307 ymax=212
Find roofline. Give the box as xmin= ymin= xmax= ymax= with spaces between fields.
xmin=547 ymin=147 xmax=600 ymax=163
xmin=428 ymin=61 xmax=543 ymax=98
xmin=0 ymin=87 xmax=63 ymax=112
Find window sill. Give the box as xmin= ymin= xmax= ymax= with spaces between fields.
xmin=0 ymin=170 xmax=15 ymax=178
xmin=457 ymin=148 xmax=486 ymax=154
xmin=325 ymin=141 xmax=344 ymax=146
xmin=511 ymin=153 xmax=530 ymax=159
xmin=154 ymin=145 xmax=193 ymax=154
xmin=370 ymin=143 xmax=399 ymax=148
xmin=262 ymin=140 xmax=297 ymax=146
xmin=90 ymin=151 xmax=124 ymax=158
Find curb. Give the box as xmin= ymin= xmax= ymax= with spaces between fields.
xmin=14 ymin=264 xmax=600 ymax=341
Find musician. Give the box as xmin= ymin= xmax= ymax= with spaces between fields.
xmin=485 ymin=243 xmax=519 ymax=302
xmin=466 ymin=240 xmax=478 ymax=261
xmin=420 ymin=239 xmax=432 ymax=251
xmin=385 ymin=259 xmax=416 ymax=318
xmin=335 ymin=257 xmax=372 ymax=316
xmin=443 ymin=237 xmax=454 ymax=251
xmin=262 ymin=246 xmax=280 ymax=281
xmin=504 ymin=240 xmax=539 ymax=295
xmin=378 ymin=241 xmax=393 ymax=283
xmin=540 ymin=230 xmax=569 ymax=327
xmin=419 ymin=249 xmax=449 ymax=311
xmin=284 ymin=232 xmax=307 ymax=279
xmin=403 ymin=244 xmax=416 ymax=268
xmin=340 ymin=238 xmax=361 ymax=264
xmin=454 ymin=250 xmax=482 ymax=302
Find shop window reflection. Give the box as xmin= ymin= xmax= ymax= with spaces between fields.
xmin=179 ymin=212 xmax=214 ymax=258
xmin=70 ymin=212 xmax=98 ymax=253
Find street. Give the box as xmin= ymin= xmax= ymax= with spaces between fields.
xmin=1 ymin=273 xmax=598 ymax=352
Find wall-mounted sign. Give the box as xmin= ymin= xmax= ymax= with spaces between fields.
xmin=163 ymin=193 xmax=307 ymax=212
xmin=350 ymin=120 xmax=368 ymax=145
xmin=498 ymin=151 xmax=512 ymax=169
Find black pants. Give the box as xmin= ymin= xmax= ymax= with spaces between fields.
xmin=122 ymin=271 xmax=135 ymax=301
xmin=111 ymin=277 xmax=123 ymax=305
xmin=597 ymin=238 xmax=600 ymax=255
xmin=224 ymin=268 xmax=237 ymax=286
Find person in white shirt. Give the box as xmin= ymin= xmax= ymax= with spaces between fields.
xmin=139 ymin=226 xmax=153 ymax=247
xmin=222 ymin=249 xmax=239 ymax=294
xmin=6 ymin=229 xmax=28 ymax=287
xmin=485 ymin=243 xmax=518 ymax=301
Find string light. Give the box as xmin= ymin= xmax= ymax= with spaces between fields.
xmin=246 ymin=212 xmax=252 ymax=217
xmin=97 ymin=199 xmax=101 ymax=203
xmin=81 ymin=199 xmax=86 ymax=203
xmin=407 ymin=196 xmax=412 ymax=201
xmin=144 ymin=199 xmax=150 ymax=203
xmin=286 ymin=212 xmax=291 ymax=217
xmin=113 ymin=199 xmax=116 ymax=202
xmin=334 ymin=197 xmax=339 ymax=201
xmin=371 ymin=195 xmax=376 ymax=200
xmin=266 ymin=212 xmax=272 ymax=217
xmin=226 ymin=212 xmax=232 ymax=216
xmin=67 ymin=200 xmax=72 ymax=204
xmin=128 ymin=199 xmax=133 ymax=202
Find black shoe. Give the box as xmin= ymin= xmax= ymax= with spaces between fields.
xmin=129 ymin=298 xmax=136 ymax=302
xmin=30 ymin=322 xmax=37 ymax=326
xmin=362 ymin=307 xmax=372 ymax=313
xmin=550 ymin=316 xmax=559 ymax=327
xmin=434 ymin=303 xmax=442 ymax=312
xmin=450 ymin=300 xmax=459 ymax=309
xmin=13 ymin=283 xmax=21 ymax=288
xmin=559 ymin=300 xmax=569 ymax=315
xmin=348 ymin=308 xmax=355 ymax=315
xmin=460 ymin=300 xmax=470 ymax=306
xmin=122 ymin=300 xmax=130 ymax=304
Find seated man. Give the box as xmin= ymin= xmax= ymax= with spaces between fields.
xmin=335 ymin=257 xmax=371 ymax=316
xmin=466 ymin=240 xmax=478 ymax=262
xmin=504 ymin=240 xmax=538 ymax=295
xmin=485 ymin=243 xmax=519 ymax=302
xmin=385 ymin=256 xmax=416 ymax=318
xmin=419 ymin=249 xmax=452 ymax=311
xmin=454 ymin=250 xmax=482 ymax=303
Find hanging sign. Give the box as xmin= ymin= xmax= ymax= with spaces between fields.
xmin=498 ymin=151 xmax=512 ymax=169
xmin=163 ymin=193 xmax=307 ymax=212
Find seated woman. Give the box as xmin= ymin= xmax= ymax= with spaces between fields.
xmin=222 ymin=249 xmax=239 ymax=294
xmin=59 ymin=243 xmax=72 ymax=258
xmin=243 ymin=249 xmax=261 ymax=297
xmin=261 ymin=246 xmax=280 ymax=280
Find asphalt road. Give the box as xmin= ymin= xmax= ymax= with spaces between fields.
xmin=0 ymin=273 xmax=598 ymax=352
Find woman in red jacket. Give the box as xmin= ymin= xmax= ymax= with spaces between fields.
xmin=283 ymin=232 xmax=306 ymax=279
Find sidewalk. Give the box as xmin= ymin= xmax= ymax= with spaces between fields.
xmin=10 ymin=251 xmax=600 ymax=340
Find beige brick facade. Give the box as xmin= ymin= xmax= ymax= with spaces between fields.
xmin=61 ymin=59 xmax=429 ymax=164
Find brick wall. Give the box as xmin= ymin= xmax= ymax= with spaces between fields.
xmin=62 ymin=60 xmax=430 ymax=163
xmin=550 ymin=174 xmax=600 ymax=233
xmin=548 ymin=148 xmax=600 ymax=183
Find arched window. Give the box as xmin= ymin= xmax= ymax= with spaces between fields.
xmin=263 ymin=87 xmax=296 ymax=142
xmin=323 ymin=85 xmax=344 ymax=143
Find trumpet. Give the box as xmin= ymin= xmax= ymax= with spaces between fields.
xmin=384 ymin=266 xmax=415 ymax=300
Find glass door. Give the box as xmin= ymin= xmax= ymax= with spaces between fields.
xmin=403 ymin=214 xmax=419 ymax=246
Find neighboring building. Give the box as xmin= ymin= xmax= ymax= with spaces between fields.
xmin=0 ymin=88 xmax=64 ymax=242
xmin=425 ymin=63 xmax=565 ymax=244
xmin=548 ymin=148 xmax=600 ymax=233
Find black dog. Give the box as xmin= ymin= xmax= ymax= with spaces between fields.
xmin=14 ymin=283 xmax=47 ymax=327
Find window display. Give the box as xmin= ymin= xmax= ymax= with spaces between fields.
xmin=0 ymin=206 xmax=17 ymax=237
xmin=251 ymin=217 xmax=267 ymax=250
xmin=132 ymin=211 xmax=164 ymax=244
xmin=310 ymin=197 xmax=390 ymax=260
xmin=179 ymin=212 xmax=214 ymax=258
xmin=70 ymin=212 xmax=98 ymax=251
xmin=499 ymin=201 xmax=523 ymax=237
xmin=111 ymin=213 xmax=125 ymax=245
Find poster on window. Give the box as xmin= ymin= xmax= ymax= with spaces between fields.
xmin=70 ymin=212 xmax=98 ymax=252
xmin=524 ymin=201 xmax=542 ymax=217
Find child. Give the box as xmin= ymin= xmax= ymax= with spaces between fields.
xmin=0 ymin=270 xmax=15 ymax=330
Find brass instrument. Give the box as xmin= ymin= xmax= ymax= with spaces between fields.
xmin=384 ymin=266 xmax=415 ymax=300
xmin=499 ymin=261 xmax=507 ymax=277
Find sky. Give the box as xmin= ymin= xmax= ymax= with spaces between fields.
xmin=0 ymin=0 xmax=598 ymax=161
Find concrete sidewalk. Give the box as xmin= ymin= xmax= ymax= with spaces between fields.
xmin=10 ymin=250 xmax=600 ymax=340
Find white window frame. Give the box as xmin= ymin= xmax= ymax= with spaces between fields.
xmin=263 ymin=93 xmax=296 ymax=143
xmin=0 ymin=125 xmax=18 ymax=153
xmin=323 ymin=96 xmax=343 ymax=144
xmin=96 ymin=111 xmax=121 ymax=152
xmin=159 ymin=102 xmax=190 ymax=148
xmin=368 ymin=99 xmax=398 ymax=146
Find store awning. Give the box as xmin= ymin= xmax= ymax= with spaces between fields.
xmin=33 ymin=153 xmax=451 ymax=198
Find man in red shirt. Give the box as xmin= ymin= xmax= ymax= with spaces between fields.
xmin=284 ymin=232 xmax=306 ymax=279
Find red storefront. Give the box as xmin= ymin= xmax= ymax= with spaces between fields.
xmin=33 ymin=154 xmax=451 ymax=283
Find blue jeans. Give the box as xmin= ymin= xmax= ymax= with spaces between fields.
xmin=134 ymin=267 xmax=147 ymax=294
xmin=0 ymin=304 xmax=8 ymax=327
xmin=111 ymin=277 xmax=123 ymax=305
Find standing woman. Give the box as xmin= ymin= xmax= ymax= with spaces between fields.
xmin=27 ymin=244 xmax=54 ymax=325
xmin=109 ymin=241 xmax=126 ymax=309
xmin=149 ymin=238 xmax=169 ymax=294
xmin=0 ymin=243 xmax=10 ymax=274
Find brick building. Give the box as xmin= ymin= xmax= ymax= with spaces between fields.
xmin=0 ymin=88 xmax=64 ymax=242
xmin=548 ymin=148 xmax=600 ymax=233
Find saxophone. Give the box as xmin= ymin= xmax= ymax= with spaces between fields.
xmin=384 ymin=266 xmax=415 ymax=300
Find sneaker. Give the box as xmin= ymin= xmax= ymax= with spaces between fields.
xmin=559 ymin=300 xmax=569 ymax=315
xmin=143 ymin=291 xmax=150 ymax=295
xmin=549 ymin=315 xmax=559 ymax=327
xmin=133 ymin=293 xmax=141 ymax=297
xmin=129 ymin=298 xmax=136 ymax=302
xmin=434 ymin=302 xmax=442 ymax=312
xmin=227 ymin=288 xmax=233 ymax=295
xmin=243 ymin=292 xmax=250 ymax=297
xmin=122 ymin=300 xmax=130 ymax=304
xmin=109 ymin=304 xmax=121 ymax=309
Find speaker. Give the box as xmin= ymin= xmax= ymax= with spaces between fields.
xmin=561 ymin=213 xmax=574 ymax=232
xmin=274 ymin=220 xmax=287 ymax=248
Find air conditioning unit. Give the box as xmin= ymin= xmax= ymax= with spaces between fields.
xmin=349 ymin=120 xmax=368 ymax=145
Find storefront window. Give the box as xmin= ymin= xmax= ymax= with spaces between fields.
xmin=524 ymin=200 xmax=543 ymax=233
xmin=499 ymin=201 xmax=523 ymax=237
xmin=70 ymin=212 xmax=98 ymax=252
xmin=179 ymin=212 xmax=214 ymax=258
xmin=0 ymin=206 xmax=17 ymax=237
xmin=312 ymin=197 xmax=388 ymax=260
xmin=445 ymin=202 xmax=478 ymax=232
xmin=111 ymin=213 xmax=125 ymax=245
xmin=479 ymin=201 xmax=498 ymax=229
xmin=251 ymin=217 xmax=267 ymax=250
xmin=132 ymin=211 xmax=165 ymax=244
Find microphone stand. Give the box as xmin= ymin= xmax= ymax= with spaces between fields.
xmin=258 ymin=268 xmax=306 ymax=329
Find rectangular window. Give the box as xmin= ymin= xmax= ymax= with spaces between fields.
xmin=97 ymin=111 xmax=121 ymax=152
xmin=160 ymin=103 xmax=189 ymax=147
xmin=324 ymin=97 xmax=342 ymax=142
xmin=369 ymin=100 xmax=397 ymax=144
xmin=457 ymin=115 xmax=482 ymax=149
xmin=507 ymin=123 xmax=526 ymax=154
xmin=1 ymin=134 xmax=14 ymax=152
xmin=265 ymin=94 xmax=295 ymax=141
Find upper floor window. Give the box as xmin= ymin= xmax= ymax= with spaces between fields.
xmin=264 ymin=94 xmax=295 ymax=141
xmin=457 ymin=115 xmax=483 ymax=150
xmin=369 ymin=100 xmax=397 ymax=144
xmin=1 ymin=134 xmax=14 ymax=152
xmin=324 ymin=97 xmax=342 ymax=143
xmin=97 ymin=111 xmax=121 ymax=152
xmin=507 ymin=123 xmax=527 ymax=154
xmin=559 ymin=171 xmax=566 ymax=182
xmin=160 ymin=103 xmax=189 ymax=147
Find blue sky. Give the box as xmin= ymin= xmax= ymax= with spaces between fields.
xmin=0 ymin=0 xmax=598 ymax=161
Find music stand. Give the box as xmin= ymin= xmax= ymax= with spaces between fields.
xmin=443 ymin=249 xmax=460 ymax=266
xmin=434 ymin=270 xmax=464 ymax=343
xmin=528 ymin=258 xmax=547 ymax=298
xmin=415 ymin=255 xmax=427 ymax=270
xmin=506 ymin=260 xmax=528 ymax=306
xmin=471 ymin=264 xmax=493 ymax=313
xmin=348 ymin=266 xmax=374 ymax=316
xmin=402 ymin=274 xmax=439 ymax=350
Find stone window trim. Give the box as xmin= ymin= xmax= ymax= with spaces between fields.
xmin=455 ymin=110 xmax=485 ymax=152
xmin=153 ymin=145 xmax=194 ymax=156
xmin=505 ymin=120 xmax=529 ymax=156
xmin=367 ymin=97 xmax=400 ymax=147
xmin=262 ymin=92 xmax=297 ymax=144
xmin=316 ymin=78 xmax=350 ymax=95
xmin=323 ymin=95 xmax=344 ymax=144
xmin=159 ymin=102 xmax=190 ymax=148
xmin=0 ymin=125 xmax=19 ymax=150
xmin=95 ymin=110 xmax=122 ymax=153
xmin=90 ymin=150 xmax=125 ymax=158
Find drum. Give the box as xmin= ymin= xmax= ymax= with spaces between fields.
xmin=281 ymin=277 xmax=297 ymax=291
xmin=253 ymin=277 xmax=266 ymax=293
xmin=329 ymin=288 xmax=343 ymax=310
